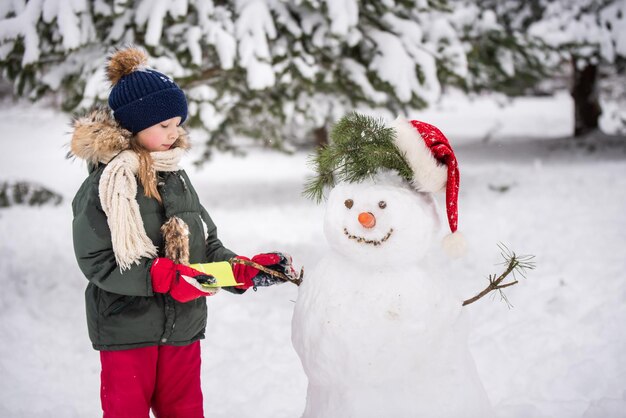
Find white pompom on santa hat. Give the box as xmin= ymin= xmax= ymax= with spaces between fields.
xmin=391 ymin=116 xmax=467 ymax=258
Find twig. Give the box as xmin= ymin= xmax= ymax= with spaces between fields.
xmin=229 ymin=258 xmax=304 ymax=286
xmin=462 ymin=243 xmax=535 ymax=307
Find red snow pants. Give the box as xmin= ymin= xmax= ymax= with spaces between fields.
xmin=100 ymin=341 xmax=204 ymax=418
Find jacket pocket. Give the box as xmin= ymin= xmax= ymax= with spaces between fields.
xmin=102 ymin=296 xmax=137 ymax=317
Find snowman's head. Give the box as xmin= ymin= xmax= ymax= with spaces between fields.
xmin=324 ymin=172 xmax=441 ymax=265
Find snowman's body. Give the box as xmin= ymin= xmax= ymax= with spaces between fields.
xmin=292 ymin=174 xmax=493 ymax=418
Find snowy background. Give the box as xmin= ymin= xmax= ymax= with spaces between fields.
xmin=1 ymin=92 xmax=626 ymax=418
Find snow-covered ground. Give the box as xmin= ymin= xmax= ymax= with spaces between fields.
xmin=1 ymin=93 xmax=625 ymax=417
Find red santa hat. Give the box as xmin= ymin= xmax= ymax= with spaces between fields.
xmin=391 ymin=116 xmax=466 ymax=257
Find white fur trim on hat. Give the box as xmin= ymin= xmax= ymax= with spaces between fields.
xmin=391 ymin=116 xmax=448 ymax=193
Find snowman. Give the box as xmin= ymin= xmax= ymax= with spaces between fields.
xmin=292 ymin=113 xmax=494 ymax=418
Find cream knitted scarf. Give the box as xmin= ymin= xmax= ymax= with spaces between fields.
xmin=99 ymin=148 xmax=185 ymax=271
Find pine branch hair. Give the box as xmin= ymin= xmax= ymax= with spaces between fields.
xmin=303 ymin=112 xmax=414 ymax=202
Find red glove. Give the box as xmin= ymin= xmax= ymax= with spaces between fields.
xmin=150 ymin=258 xmax=218 ymax=303
xmin=233 ymin=253 xmax=296 ymax=290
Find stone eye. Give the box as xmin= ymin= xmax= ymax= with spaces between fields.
xmin=344 ymin=199 xmax=354 ymax=209
xmin=378 ymin=201 xmax=387 ymax=209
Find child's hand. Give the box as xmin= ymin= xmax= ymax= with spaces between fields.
xmin=150 ymin=258 xmax=218 ymax=302
xmin=232 ymin=252 xmax=297 ymax=289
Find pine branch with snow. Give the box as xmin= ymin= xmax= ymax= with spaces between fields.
xmin=0 ymin=181 xmax=63 ymax=208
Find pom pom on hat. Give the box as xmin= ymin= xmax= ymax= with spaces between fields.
xmin=392 ymin=116 xmax=466 ymax=257
xmin=442 ymin=231 xmax=467 ymax=258
xmin=106 ymin=46 xmax=188 ymax=134
xmin=107 ymin=47 xmax=149 ymax=86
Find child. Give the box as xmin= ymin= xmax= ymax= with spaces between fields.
xmin=70 ymin=47 xmax=296 ymax=418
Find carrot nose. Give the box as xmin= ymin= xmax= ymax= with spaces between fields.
xmin=358 ymin=212 xmax=376 ymax=229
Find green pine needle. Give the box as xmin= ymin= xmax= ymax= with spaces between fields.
xmin=303 ymin=112 xmax=413 ymax=202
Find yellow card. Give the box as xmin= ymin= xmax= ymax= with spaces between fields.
xmin=189 ymin=262 xmax=243 ymax=288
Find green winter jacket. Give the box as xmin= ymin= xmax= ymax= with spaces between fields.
xmin=71 ymin=108 xmax=237 ymax=351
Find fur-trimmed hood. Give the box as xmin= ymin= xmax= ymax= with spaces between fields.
xmin=70 ymin=107 xmax=190 ymax=165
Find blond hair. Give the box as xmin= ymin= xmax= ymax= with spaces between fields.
xmin=129 ymin=137 xmax=162 ymax=204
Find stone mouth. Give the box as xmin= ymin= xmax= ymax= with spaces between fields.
xmin=343 ymin=227 xmax=394 ymax=246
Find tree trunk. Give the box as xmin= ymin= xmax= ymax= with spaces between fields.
xmin=571 ymin=59 xmax=601 ymax=137
xmin=313 ymin=125 xmax=329 ymax=148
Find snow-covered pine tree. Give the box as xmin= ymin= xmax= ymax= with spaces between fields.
xmin=4 ymin=0 xmax=618 ymax=158
xmin=484 ymin=0 xmax=626 ymax=136
xmin=1 ymin=0 xmax=468 ymax=156
xmin=444 ymin=0 xmax=626 ymax=136
xmin=448 ymin=1 xmax=551 ymax=97
xmin=0 ymin=0 xmax=98 ymax=108
xmin=531 ymin=0 xmax=626 ymax=136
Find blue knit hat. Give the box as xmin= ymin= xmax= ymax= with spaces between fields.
xmin=106 ymin=47 xmax=187 ymax=134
